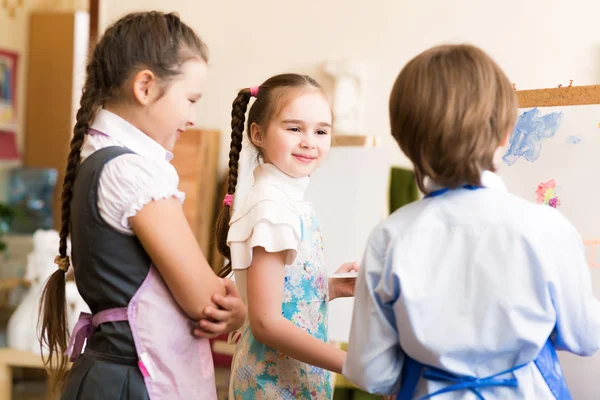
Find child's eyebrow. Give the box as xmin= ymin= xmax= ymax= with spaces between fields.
xmin=281 ymin=119 xmax=332 ymax=128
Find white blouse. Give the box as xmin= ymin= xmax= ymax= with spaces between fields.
xmin=226 ymin=163 xmax=310 ymax=302
xmin=80 ymin=109 xmax=185 ymax=235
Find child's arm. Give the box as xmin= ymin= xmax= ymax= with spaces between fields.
xmin=193 ymin=278 xmax=247 ymax=339
xmin=130 ymin=197 xmax=226 ymax=320
xmin=550 ymin=232 xmax=600 ymax=355
xmin=329 ymin=262 xmax=359 ymax=301
xmin=247 ymin=246 xmax=347 ymax=374
xmin=343 ymin=236 xmax=403 ymax=395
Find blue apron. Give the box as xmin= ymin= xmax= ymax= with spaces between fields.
xmin=397 ymin=186 xmax=571 ymax=400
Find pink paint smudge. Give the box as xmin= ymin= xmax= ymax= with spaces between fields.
xmin=535 ymin=179 xmax=561 ymax=208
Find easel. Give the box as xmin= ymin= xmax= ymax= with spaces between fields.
xmin=515 ymin=84 xmax=600 ymax=265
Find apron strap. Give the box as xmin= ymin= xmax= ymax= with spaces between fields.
xmin=418 ymin=364 xmax=521 ymax=400
xmin=397 ymin=356 xmax=424 ymax=400
xmin=534 ymin=339 xmax=572 ymax=400
xmin=64 ymin=307 xmax=129 ymax=362
xmin=397 ymin=358 xmax=523 ymax=400
xmin=397 ymin=338 xmax=569 ymax=400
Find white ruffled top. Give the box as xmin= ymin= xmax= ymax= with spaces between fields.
xmin=80 ymin=109 xmax=185 ymax=235
xmin=228 ymin=163 xmax=309 ymax=269
xmin=227 ymin=163 xmax=309 ymax=303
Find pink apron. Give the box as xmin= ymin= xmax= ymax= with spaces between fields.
xmin=66 ymin=265 xmax=217 ymax=399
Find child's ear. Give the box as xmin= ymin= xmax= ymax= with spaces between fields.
xmin=500 ymin=128 xmax=512 ymax=147
xmin=131 ymin=69 xmax=158 ymax=105
xmin=250 ymin=122 xmax=264 ymax=148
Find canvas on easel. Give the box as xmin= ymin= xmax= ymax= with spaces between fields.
xmin=496 ymin=84 xmax=600 ymax=399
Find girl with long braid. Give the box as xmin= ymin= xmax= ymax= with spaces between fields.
xmin=38 ymin=11 xmax=246 ymax=399
xmin=215 ymin=73 xmax=359 ymax=399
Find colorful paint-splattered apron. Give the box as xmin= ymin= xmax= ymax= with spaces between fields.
xmin=229 ymin=204 xmax=333 ymax=400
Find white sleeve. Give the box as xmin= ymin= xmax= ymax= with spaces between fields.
xmin=343 ymin=229 xmax=403 ymax=395
xmin=97 ymin=154 xmax=185 ymax=234
xmin=227 ymin=200 xmax=301 ymax=270
xmin=549 ymin=229 xmax=600 ymax=356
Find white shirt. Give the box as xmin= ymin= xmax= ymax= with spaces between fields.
xmin=80 ymin=109 xmax=184 ymax=234
xmin=343 ymin=171 xmax=600 ymax=399
xmin=226 ymin=163 xmax=310 ymax=304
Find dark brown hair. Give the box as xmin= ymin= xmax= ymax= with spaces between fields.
xmin=215 ymin=73 xmax=323 ymax=277
xmin=389 ymin=44 xmax=517 ymax=194
xmin=38 ymin=11 xmax=208 ymax=391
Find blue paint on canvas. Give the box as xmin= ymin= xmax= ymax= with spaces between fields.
xmin=503 ymin=108 xmax=563 ymax=166
xmin=565 ymin=135 xmax=583 ymax=144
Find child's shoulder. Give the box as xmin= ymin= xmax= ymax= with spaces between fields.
xmin=102 ymin=151 xmax=179 ymax=182
xmin=94 ymin=152 xmax=180 ymax=198
xmin=370 ymin=189 xmax=580 ymax=249
xmin=239 ymin=182 xmax=296 ymax=209
xmin=227 ymin=182 xmax=303 ymax=250
xmin=496 ymin=190 xmax=578 ymax=238
xmin=231 ymin=182 xmax=300 ymax=225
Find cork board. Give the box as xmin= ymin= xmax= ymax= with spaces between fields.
xmin=517 ymin=84 xmax=600 ymax=108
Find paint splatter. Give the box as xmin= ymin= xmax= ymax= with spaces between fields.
xmin=503 ymin=108 xmax=563 ymax=166
xmin=535 ymin=179 xmax=561 ymax=208
xmin=583 ymin=239 xmax=600 ymax=267
xmin=565 ymin=135 xmax=583 ymax=144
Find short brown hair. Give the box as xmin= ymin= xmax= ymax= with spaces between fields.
xmin=389 ymin=44 xmax=517 ymax=194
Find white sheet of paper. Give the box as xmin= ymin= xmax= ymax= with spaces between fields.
xmin=330 ymin=272 xmax=358 ymax=279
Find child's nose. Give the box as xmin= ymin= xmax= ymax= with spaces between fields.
xmin=188 ymin=111 xmax=197 ymax=127
xmin=301 ymin=135 xmax=316 ymax=149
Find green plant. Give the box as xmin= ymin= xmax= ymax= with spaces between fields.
xmin=0 ymin=202 xmax=16 ymax=252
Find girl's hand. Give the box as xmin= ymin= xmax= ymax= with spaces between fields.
xmin=193 ymin=278 xmax=247 ymax=339
xmin=329 ymin=262 xmax=360 ymax=301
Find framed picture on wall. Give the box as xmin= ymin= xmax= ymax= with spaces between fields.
xmin=0 ymin=49 xmax=19 ymax=127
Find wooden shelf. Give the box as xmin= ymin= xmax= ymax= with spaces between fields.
xmin=0 ymin=348 xmax=45 ymax=370
xmin=0 ymin=278 xmax=29 ymax=291
xmin=0 ymin=348 xmax=59 ymax=400
xmin=332 ymin=135 xmax=381 ymax=147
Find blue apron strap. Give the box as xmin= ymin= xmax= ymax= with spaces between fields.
xmin=396 ymin=340 xmax=570 ymax=400
xmin=425 ymin=185 xmax=480 ymax=199
xmin=396 ymin=357 xmax=523 ymax=400
xmin=534 ymin=339 xmax=572 ymax=400
xmin=397 ymin=356 xmax=424 ymax=400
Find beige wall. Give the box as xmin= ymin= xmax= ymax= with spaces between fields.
xmin=100 ymin=0 xmax=600 ymax=174
xmin=86 ymin=6 xmax=600 ymax=397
